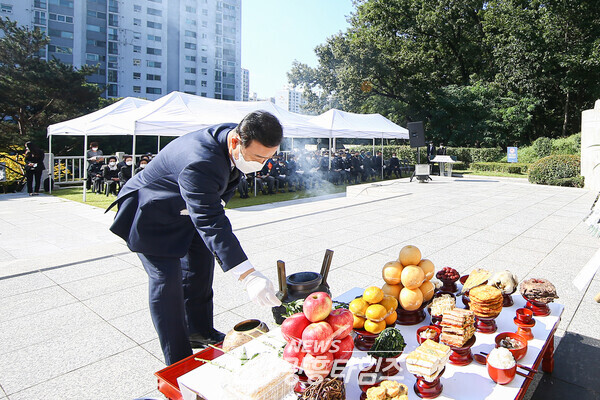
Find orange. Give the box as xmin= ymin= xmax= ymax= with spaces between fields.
xmin=382 ymin=283 xmax=402 ymax=300
xmin=363 ymin=286 xmax=384 ymax=304
xmin=365 ymin=304 xmax=387 ymax=321
xmin=419 ymin=280 xmax=435 ymax=302
xmin=399 ymin=287 xmax=424 ymax=311
xmin=349 ymin=298 xmax=369 ymax=317
xmin=400 ymin=265 xmax=425 ymax=290
xmin=418 ymin=259 xmax=435 ymax=281
xmin=380 ymin=294 xmax=398 ymax=312
xmin=384 ymin=310 xmax=398 ymax=326
xmin=399 ymin=245 xmax=422 ymax=266
xmin=364 ymin=319 xmax=386 ymax=334
xmin=382 ymin=261 xmax=403 ymax=285
xmin=353 ymin=314 xmax=366 ymax=329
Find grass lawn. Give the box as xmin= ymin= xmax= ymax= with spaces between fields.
xmin=453 ymin=168 xmax=528 ymax=179
xmin=51 ymin=180 xmax=361 ymax=210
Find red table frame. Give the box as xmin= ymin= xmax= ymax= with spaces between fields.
xmin=155 ymin=316 xmax=559 ymax=400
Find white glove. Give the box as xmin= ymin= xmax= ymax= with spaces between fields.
xmin=241 ymin=270 xmax=282 ymax=307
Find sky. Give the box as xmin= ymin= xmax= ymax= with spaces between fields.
xmin=241 ymin=0 xmax=355 ymax=99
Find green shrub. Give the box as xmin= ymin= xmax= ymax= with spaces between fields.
xmin=528 ymin=155 xmax=582 ymax=186
xmin=514 ymin=146 xmax=539 ymax=164
xmin=532 ymin=137 xmax=553 ymax=158
xmin=546 ymin=176 xmax=584 ymax=188
xmin=551 ymin=133 xmax=581 ymax=155
xmin=471 ymin=162 xmax=530 ymax=174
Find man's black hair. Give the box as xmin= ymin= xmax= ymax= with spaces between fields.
xmin=108 ymin=156 xmax=117 ymax=162
xmin=237 ymin=111 xmax=283 ymax=148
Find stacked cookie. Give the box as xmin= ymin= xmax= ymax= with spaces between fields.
xmin=406 ymin=339 xmax=451 ymax=382
xmin=440 ymin=308 xmax=475 ymax=347
xmin=469 ymin=285 xmax=503 ymax=318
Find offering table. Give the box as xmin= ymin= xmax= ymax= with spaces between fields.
xmin=155 ymin=287 xmax=562 ymax=400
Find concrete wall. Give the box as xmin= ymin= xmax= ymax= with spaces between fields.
xmin=581 ymin=100 xmax=600 ymax=191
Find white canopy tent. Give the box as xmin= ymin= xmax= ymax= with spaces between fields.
xmin=46 ymin=97 xmax=151 ymax=200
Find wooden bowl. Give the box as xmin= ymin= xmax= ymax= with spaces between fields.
xmin=495 ymin=332 xmax=528 ymax=361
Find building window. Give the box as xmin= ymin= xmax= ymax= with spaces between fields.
xmin=133 ymin=58 xmax=141 ymax=66
xmin=86 ymin=53 xmax=100 ymax=62
xmin=146 ymin=87 xmax=162 ymax=95
xmin=108 ymin=13 xmax=118 ymax=26
xmin=49 ymin=0 xmax=74 ymax=7
xmin=186 ymin=18 xmax=197 ymax=26
xmin=214 ymin=82 xmax=222 ymax=92
xmin=147 ymin=34 xmax=161 ymax=41
xmin=48 ymin=45 xmax=73 ymax=54
xmin=108 ymin=55 xmax=118 ymax=68
xmin=48 ymin=29 xmax=74 ymax=39
xmin=107 ymin=84 xmax=118 ymax=97
xmin=87 ymin=39 xmax=106 ymax=47
xmin=186 ymin=6 xmax=196 ymax=13
xmin=147 ymin=21 xmax=162 ymax=29
xmin=34 ymin=0 xmax=46 ymax=8
xmin=185 ymin=55 xmax=196 ymax=61
xmin=184 ymin=42 xmax=196 ymax=50
xmin=201 ymin=56 xmax=207 ymax=63
xmin=201 ymin=33 xmax=208 ymax=39
xmin=87 ymin=10 xmax=107 ymax=19
xmin=201 ymin=81 xmax=207 ymax=87
xmin=185 ymin=67 xmax=197 ymax=74
xmin=133 ymin=86 xmax=141 ymax=93
xmin=215 ymin=94 xmax=221 ymax=99
xmin=1 ymin=4 xmax=13 ymax=14
xmin=133 ymin=4 xmax=141 ymax=12
xmin=133 ymin=31 xmax=141 ymax=40
xmin=147 ymin=74 xmax=161 ymax=81
xmin=201 ymin=68 xmax=207 ymax=75
xmin=147 ymin=7 xmax=162 ymax=16
xmin=133 ymin=72 xmax=141 ymax=80
xmin=108 ymin=70 xmax=118 ymax=82
xmin=202 ymin=21 xmax=208 ymax=28
xmin=133 ymin=18 xmax=141 ymax=26
xmin=224 ymin=83 xmax=235 ymax=89
xmin=202 ymin=9 xmax=208 ymax=16
xmin=49 ymin=13 xmax=73 ymax=23
xmin=133 ymin=45 xmax=141 ymax=53
xmin=108 ymin=42 xmax=118 ymax=55
xmin=185 ymin=79 xmax=196 ymax=85
xmin=147 ymin=47 xmax=162 ymax=55
xmin=200 ymin=92 xmax=207 ymax=97
xmin=87 ymin=24 xmax=106 ymax=33
xmin=185 ymin=30 xmax=197 ymax=38
xmin=147 ymin=60 xmax=162 ymax=68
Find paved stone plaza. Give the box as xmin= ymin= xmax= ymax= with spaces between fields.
xmin=0 ymin=176 xmax=599 ymax=399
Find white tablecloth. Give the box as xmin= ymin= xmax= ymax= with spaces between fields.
xmin=178 ymin=287 xmax=563 ymax=400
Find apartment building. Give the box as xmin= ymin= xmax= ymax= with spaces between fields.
xmin=241 ymin=67 xmax=248 ymax=101
xmin=275 ymin=85 xmax=307 ymax=113
xmin=0 ymin=0 xmax=242 ymax=100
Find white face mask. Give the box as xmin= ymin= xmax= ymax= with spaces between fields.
xmin=233 ymin=144 xmax=266 ymax=174
xmin=92 ymin=147 xmax=98 ymax=151
xmin=109 ymin=162 xmax=116 ymax=167
xmin=125 ymin=161 xmax=132 ymax=166
xmin=140 ymin=163 xmax=147 ymax=168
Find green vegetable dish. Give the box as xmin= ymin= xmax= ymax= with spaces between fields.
xmin=367 ymin=328 xmax=406 ymax=358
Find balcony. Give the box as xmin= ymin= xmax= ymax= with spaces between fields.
xmin=33 ymin=17 xmax=47 ymax=25
xmin=33 ymin=0 xmax=47 ymax=8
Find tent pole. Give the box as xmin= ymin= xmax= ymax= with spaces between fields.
xmin=83 ymin=135 xmax=88 ymax=202
xmin=132 ymin=134 xmax=137 ymax=175
xmin=381 ymin=136 xmax=384 ymax=180
xmin=291 ymin=137 xmax=294 ymax=152
xmin=372 ymin=138 xmax=375 ymax=156
xmin=157 ymin=135 xmax=161 ymax=153
xmin=328 ymin=137 xmax=332 ymax=170
xmin=48 ymin=134 xmax=52 ymax=194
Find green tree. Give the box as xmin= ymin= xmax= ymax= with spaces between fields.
xmin=0 ymin=18 xmax=103 ymax=150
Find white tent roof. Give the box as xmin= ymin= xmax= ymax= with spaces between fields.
xmin=308 ymin=109 xmax=409 ymax=139
xmin=46 ymin=97 xmax=150 ymax=136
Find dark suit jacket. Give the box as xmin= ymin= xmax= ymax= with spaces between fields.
xmin=108 ymin=123 xmax=245 ymax=272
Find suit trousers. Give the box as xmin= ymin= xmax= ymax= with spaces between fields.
xmin=138 ymin=231 xmax=216 ymax=365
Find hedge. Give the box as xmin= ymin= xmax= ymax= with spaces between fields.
xmin=528 ymin=155 xmax=582 ymax=187
xmin=471 ymin=162 xmax=530 ymax=174
xmin=350 ymin=145 xmax=503 ymax=166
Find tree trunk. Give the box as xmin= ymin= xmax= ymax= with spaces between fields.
xmin=562 ymin=91 xmax=570 ymax=137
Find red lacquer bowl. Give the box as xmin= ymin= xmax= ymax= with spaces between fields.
xmin=416 ymin=325 xmax=441 ymax=344
xmin=495 ymin=332 xmax=528 ymax=361
xmin=487 ymin=360 xmax=516 ymax=385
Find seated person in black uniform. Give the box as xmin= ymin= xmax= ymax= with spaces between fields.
xmin=350 ymin=152 xmax=362 ymax=184
xmin=271 ymin=158 xmax=294 ymax=192
xmin=88 ymin=156 xmax=105 ymax=193
xmin=374 ymin=151 xmax=383 ymax=177
xmin=238 ymin=172 xmax=250 ymax=198
xmin=134 ymin=158 xmax=148 ymax=174
xmin=286 ymin=154 xmax=301 ymax=190
xmin=362 ymin=152 xmax=375 ymax=181
xmin=255 ymin=161 xmax=276 ymax=194
xmin=119 ymin=155 xmax=133 ymax=184
xmin=387 ymin=153 xmax=401 ymax=178
xmin=331 ymin=152 xmax=347 ymax=185
xmin=102 ymin=156 xmax=121 ymax=195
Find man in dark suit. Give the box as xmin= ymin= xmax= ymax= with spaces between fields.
xmin=427 ymin=141 xmax=436 ymax=161
xmin=108 ymin=111 xmax=283 ymax=365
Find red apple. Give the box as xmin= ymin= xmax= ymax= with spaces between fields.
xmin=301 ymin=321 xmax=333 ymax=355
xmin=282 ymin=342 xmax=307 ymax=371
xmin=281 ymin=312 xmax=311 ymax=344
xmin=330 ymin=335 xmax=354 ymax=361
xmin=301 ymin=352 xmax=334 ymax=381
xmin=325 ymin=308 xmax=354 ymax=339
xmin=303 ymin=292 xmax=332 ymax=322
